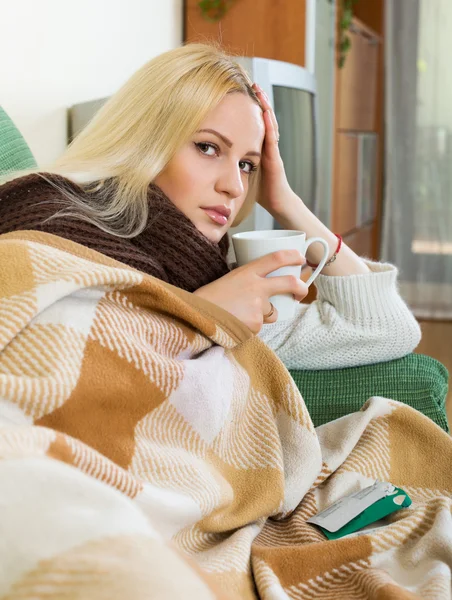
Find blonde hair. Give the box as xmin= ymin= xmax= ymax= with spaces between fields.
xmin=12 ymin=43 xmax=262 ymax=238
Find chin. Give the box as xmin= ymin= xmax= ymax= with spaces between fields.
xmin=193 ymin=221 xmax=225 ymax=243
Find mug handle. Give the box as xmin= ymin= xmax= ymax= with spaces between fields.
xmin=304 ymin=237 xmax=330 ymax=287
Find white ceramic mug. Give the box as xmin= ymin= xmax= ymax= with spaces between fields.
xmin=231 ymin=230 xmax=330 ymax=321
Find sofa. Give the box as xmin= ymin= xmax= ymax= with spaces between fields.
xmin=0 ymin=105 xmax=449 ymax=432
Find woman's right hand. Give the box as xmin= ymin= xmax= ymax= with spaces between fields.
xmin=193 ymin=250 xmax=308 ymax=334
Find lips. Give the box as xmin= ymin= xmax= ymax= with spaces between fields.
xmin=201 ymin=206 xmax=231 ymax=226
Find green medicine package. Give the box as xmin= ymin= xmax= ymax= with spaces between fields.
xmin=307 ymin=481 xmax=412 ymax=540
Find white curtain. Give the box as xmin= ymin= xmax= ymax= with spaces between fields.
xmin=383 ymin=0 xmax=452 ymax=319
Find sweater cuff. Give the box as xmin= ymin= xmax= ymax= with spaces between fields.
xmin=313 ymin=260 xmax=401 ymax=322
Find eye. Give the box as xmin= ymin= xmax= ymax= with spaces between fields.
xmin=195 ymin=142 xmax=218 ymax=157
xmin=195 ymin=141 xmax=258 ymax=175
xmin=239 ymin=160 xmax=258 ymax=175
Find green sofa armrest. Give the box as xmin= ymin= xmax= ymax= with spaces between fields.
xmin=0 ymin=106 xmax=37 ymax=176
xmin=289 ymin=353 xmax=449 ymax=433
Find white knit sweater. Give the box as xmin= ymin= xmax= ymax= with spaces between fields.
xmin=258 ymin=260 xmax=421 ymax=370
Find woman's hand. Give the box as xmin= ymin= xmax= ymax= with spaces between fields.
xmin=252 ymin=83 xmax=299 ymax=219
xmin=252 ymin=85 xmax=370 ymax=276
xmin=193 ymin=250 xmax=308 ymax=334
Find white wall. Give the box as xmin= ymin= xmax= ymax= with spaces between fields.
xmin=0 ymin=0 xmax=183 ymax=166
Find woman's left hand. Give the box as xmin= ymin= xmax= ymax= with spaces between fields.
xmin=252 ymin=83 xmax=299 ymax=218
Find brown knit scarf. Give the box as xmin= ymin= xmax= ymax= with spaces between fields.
xmin=0 ymin=173 xmax=231 ymax=292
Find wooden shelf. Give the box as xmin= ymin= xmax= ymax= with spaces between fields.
xmin=343 ymin=223 xmax=376 ymax=258
xmin=333 ymin=13 xmax=383 ymax=261
xmin=332 ymin=132 xmax=359 ymax=234
xmin=338 ymin=20 xmax=380 ymax=132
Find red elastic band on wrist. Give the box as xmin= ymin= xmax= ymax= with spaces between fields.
xmin=306 ymin=234 xmax=342 ymax=269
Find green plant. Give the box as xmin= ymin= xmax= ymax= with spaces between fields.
xmin=334 ymin=0 xmax=359 ymax=68
xmin=198 ymin=0 xmax=236 ymax=22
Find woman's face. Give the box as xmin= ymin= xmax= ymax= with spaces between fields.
xmin=154 ymin=92 xmax=265 ymax=243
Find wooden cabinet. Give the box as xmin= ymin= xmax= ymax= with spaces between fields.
xmin=332 ymin=132 xmax=359 ymax=234
xmin=338 ymin=23 xmax=379 ymax=131
xmin=343 ymin=224 xmax=375 ymax=258
xmin=184 ymin=0 xmax=307 ymax=67
xmin=332 ymin=129 xmax=379 ymax=236
xmin=333 ymin=16 xmax=382 ymax=258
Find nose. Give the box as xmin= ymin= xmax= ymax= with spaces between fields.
xmin=215 ymin=162 xmax=245 ymax=200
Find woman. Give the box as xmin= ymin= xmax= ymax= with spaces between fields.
xmin=0 ymin=43 xmax=420 ymax=369
xmin=2 ymin=44 xmax=451 ymax=600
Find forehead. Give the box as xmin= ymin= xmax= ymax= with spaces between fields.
xmin=200 ymin=93 xmax=265 ymax=148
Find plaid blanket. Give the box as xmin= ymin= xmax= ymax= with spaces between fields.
xmin=1 ymin=230 xmax=451 ymax=599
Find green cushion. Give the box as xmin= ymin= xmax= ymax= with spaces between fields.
xmin=0 ymin=107 xmax=37 ymax=175
xmin=290 ymin=354 xmax=449 ymax=433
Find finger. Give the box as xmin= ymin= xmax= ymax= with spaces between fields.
xmin=253 ymin=84 xmax=270 ymax=110
xmin=263 ymin=109 xmax=279 ymax=149
xmin=253 ymin=85 xmax=280 ymax=140
xmin=264 ymin=99 xmax=279 ymax=139
xmin=250 ymin=250 xmax=305 ymax=277
xmin=260 ymin=91 xmax=280 ymax=140
xmin=271 ymin=111 xmax=280 ymax=141
xmin=262 ymin=302 xmax=278 ymax=324
xmin=265 ymin=275 xmax=309 ymax=303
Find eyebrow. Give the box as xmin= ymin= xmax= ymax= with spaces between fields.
xmin=197 ymin=128 xmax=261 ymax=158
